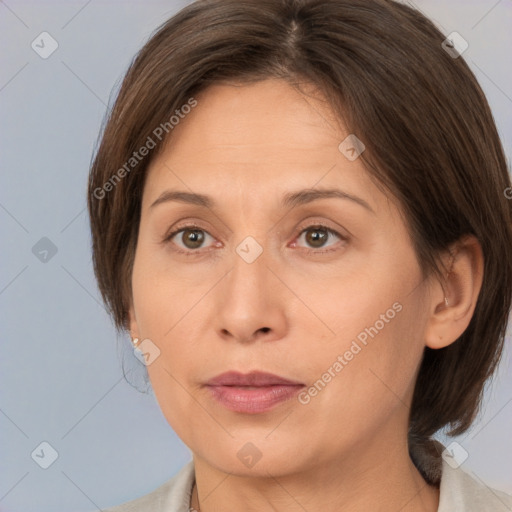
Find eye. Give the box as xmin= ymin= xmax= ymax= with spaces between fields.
xmin=163 ymin=224 xmax=217 ymax=254
xmin=293 ymin=224 xmax=346 ymax=253
xmin=162 ymin=222 xmax=347 ymax=256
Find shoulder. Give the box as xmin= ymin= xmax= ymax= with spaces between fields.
xmin=438 ymin=459 xmax=512 ymax=511
xmin=410 ymin=438 xmax=512 ymax=511
xmin=102 ymin=460 xmax=195 ymax=512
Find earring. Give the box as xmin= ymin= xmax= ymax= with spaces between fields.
xmin=132 ymin=337 xmax=140 ymax=347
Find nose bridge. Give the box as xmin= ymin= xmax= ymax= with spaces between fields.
xmin=227 ymin=236 xmax=271 ymax=306
xmin=226 ymin=201 xmax=271 ymax=294
xmin=213 ymin=234 xmax=286 ymax=342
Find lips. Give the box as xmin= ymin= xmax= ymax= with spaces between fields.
xmin=204 ymin=371 xmax=305 ymax=414
xmin=205 ymin=370 xmax=304 ymax=387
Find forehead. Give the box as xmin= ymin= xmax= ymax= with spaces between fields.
xmin=142 ymin=79 xmax=390 ymax=216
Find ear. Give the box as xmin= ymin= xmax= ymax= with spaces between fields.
xmin=424 ymin=235 xmax=484 ymax=349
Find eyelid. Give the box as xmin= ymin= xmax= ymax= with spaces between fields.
xmin=162 ymin=219 xmax=349 ymax=255
xmin=162 ymin=221 xmax=218 ymax=256
xmin=294 ymin=218 xmax=349 ymax=240
xmin=291 ymin=220 xmax=348 ymax=253
xmin=162 ymin=221 xmax=208 ymax=242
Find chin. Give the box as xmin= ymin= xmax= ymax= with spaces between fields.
xmin=192 ymin=434 xmax=316 ymax=478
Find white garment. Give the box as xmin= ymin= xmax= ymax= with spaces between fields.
xmin=102 ymin=457 xmax=512 ymax=512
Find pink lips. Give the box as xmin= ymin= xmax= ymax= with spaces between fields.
xmin=205 ymin=371 xmax=305 ymax=414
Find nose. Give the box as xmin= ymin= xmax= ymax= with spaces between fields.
xmin=214 ymin=245 xmax=288 ymax=344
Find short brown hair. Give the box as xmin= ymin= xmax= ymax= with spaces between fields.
xmin=87 ymin=0 xmax=512 ymax=444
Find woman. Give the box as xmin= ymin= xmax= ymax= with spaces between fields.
xmin=87 ymin=0 xmax=512 ymax=510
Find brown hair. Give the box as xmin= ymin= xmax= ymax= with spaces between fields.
xmin=87 ymin=0 xmax=512 ymax=446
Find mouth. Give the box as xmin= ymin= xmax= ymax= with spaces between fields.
xmin=204 ymin=371 xmax=305 ymax=414
xmin=205 ymin=370 xmax=304 ymax=387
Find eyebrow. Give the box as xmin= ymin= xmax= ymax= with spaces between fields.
xmin=149 ymin=187 xmax=375 ymax=214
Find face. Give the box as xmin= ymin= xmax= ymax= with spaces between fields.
xmin=129 ymin=78 xmax=434 ymax=477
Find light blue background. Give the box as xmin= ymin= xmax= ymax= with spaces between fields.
xmin=1 ymin=1 xmax=511 ymax=511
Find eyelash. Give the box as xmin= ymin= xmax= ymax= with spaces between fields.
xmin=162 ymin=222 xmax=347 ymax=257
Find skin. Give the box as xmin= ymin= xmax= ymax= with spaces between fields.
xmin=128 ymin=78 xmax=484 ymax=512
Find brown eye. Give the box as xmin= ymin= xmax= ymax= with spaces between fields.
xmin=163 ymin=225 xmax=215 ymax=253
xmin=178 ymin=228 xmax=205 ymax=249
xmin=304 ymin=227 xmax=330 ymax=248
xmin=298 ymin=225 xmax=342 ymax=250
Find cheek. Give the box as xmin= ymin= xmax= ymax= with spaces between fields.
xmin=310 ymin=302 xmax=425 ymax=434
xmin=130 ymin=238 xmax=217 ymax=338
xmin=130 ymin=250 xmax=215 ymax=435
xmin=131 ymin=260 xmax=198 ymax=375
xmin=287 ymin=262 xmax=427 ymax=432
